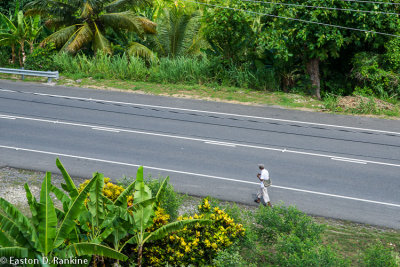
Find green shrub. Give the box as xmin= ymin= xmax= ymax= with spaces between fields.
xmin=274 ymin=233 xmax=350 ymax=267
xmin=361 ymin=242 xmax=399 ymax=267
xmin=145 ymin=177 xmax=183 ymax=221
xmin=213 ymin=243 xmax=253 ymax=267
xmin=323 ymin=93 xmax=341 ymax=112
xmin=25 ymin=43 xmax=56 ymax=71
xmin=253 ymin=205 xmax=324 ymax=242
xmin=351 ymin=52 xmax=400 ymax=99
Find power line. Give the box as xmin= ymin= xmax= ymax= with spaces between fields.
xmin=239 ymin=0 xmax=399 ymax=16
xmin=181 ymin=0 xmax=400 ymax=37
xmin=340 ymin=0 xmax=400 ymax=6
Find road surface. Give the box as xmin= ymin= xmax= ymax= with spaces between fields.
xmin=0 ymin=80 xmax=399 ymax=228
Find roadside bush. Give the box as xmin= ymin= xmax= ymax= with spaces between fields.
xmin=135 ymin=198 xmax=245 ymax=266
xmin=213 ymin=243 xmax=252 ymax=267
xmin=253 ymin=205 xmax=325 ymax=242
xmin=361 ymin=242 xmax=399 ymax=267
xmin=25 ymin=43 xmax=56 ymax=71
xmin=274 ymin=233 xmax=350 ymax=267
xmin=146 ymin=177 xmax=183 ymax=221
xmin=351 ymin=52 xmax=400 ymax=99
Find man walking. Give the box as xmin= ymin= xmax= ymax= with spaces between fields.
xmin=255 ymin=164 xmax=272 ymax=207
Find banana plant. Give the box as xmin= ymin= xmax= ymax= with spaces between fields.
xmin=119 ymin=166 xmax=211 ymax=267
xmin=0 ymin=168 xmax=127 ymax=266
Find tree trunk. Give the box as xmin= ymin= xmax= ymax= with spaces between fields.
xmin=137 ymin=245 xmax=143 ymax=267
xmin=21 ymin=41 xmax=26 ymax=66
xmin=11 ymin=44 xmax=16 ymax=64
xmin=29 ymin=41 xmax=34 ymax=54
xmin=306 ymin=58 xmax=321 ymax=100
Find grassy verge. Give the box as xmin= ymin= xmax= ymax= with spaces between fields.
xmin=1 ymin=73 xmax=399 ymax=119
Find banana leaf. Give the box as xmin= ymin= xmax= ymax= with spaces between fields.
xmin=68 ymin=243 xmax=128 ymax=261
xmin=0 ymin=247 xmax=28 ymax=258
xmin=53 ymin=174 xmax=98 ymax=248
xmin=38 ymin=172 xmax=57 ymax=255
xmin=56 ymin=158 xmax=79 ymax=200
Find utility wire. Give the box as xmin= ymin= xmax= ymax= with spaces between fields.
xmin=181 ymin=0 xmax=400 ymax=37
xmin=340 ymin=0 xmax=400 ymax=6
xmin=239 ymin=0 xmax=399 ymax=16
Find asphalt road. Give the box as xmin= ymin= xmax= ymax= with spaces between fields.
xmin=0 ymin=80 xmax=399 ymax=228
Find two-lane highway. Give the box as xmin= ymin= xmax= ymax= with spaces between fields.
xmin=0 ymin=80 xmax=399 ymax=228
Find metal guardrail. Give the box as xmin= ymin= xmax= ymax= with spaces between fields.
xmin=0 ymin=67 xmax=59 ymax=83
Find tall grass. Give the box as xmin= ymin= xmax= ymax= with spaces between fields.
xmin=149 ymin=57 xmax=211 ymax=84
xmin=52 ymin=53 xmax=278 ymax=90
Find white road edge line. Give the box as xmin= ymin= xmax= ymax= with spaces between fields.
xmin=1 ymin=88 xmax=400 ymax=136
xmin=0 ymin=144 xmax=399 ymax=208
xmin=2 ymin=113 xmax=400 ymax=168
xmin=331 ymin=158 xmax=367 ymax=164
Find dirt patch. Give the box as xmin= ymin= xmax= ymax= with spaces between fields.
xmin=337 ymin=96 xmax=395 ymax=111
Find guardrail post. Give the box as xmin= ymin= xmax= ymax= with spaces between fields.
xmin=21 ymin=67 xmax=24 ymax=80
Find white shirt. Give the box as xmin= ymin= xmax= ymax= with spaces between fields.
xmin=260 ymin=168 xmax=269 ymax=188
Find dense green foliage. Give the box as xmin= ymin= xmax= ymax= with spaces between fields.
xmin=0 ymin=0 xmax=400 ymax=108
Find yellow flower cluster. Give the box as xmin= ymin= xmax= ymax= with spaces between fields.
xmin=138 ymin=198 xmax=245 ymax=266
xmin=78 ymin=177 xmax=133 ymax=206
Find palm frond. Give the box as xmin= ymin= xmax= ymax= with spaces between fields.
xmin=65 ymin=24 xmax=93 ymax=54
xmin=41 ymin=25 xmax=78 ymax=48
xmin=127 ymin=42 xmax=157 ymax=62
xmin=93 ymin=22 xmax=112 ymax=55
xmin=81 ymin=1 xmax=94 ymax=19
xmin=99 ymin=12 xmax=156 ymax=35
xmin=134 ymin=17 xmax=157 ymax=34
xmin=155 ymin=8 xmax=202 ymax=57
xmin=105 ymin=0 xmax=152 ymax=13
xmin=25 ymin=0 xmax=76 ymax=19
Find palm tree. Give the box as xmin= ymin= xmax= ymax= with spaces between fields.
xmin=149 ymin=6 xmax=204 ymax=58
xmin=25 ymin=0 xmax=157 ymax=55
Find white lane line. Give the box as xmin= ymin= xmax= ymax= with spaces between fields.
xmin=92 ymin=127 xmax=120 ymax=133
xmin=0 ymin=115 xmax=16 ymax=120
xmin=204 ymin=141 xmax=237 ymax=147
xmin=331 ymin=158 xmax=367 ymax=164
xmin=1 ymin=113 xmax=400 ymax=168
xmin=0 ymin=144 xmax=399 ymax=208
xmin=1 ymin=88 xmax=400 ymax=136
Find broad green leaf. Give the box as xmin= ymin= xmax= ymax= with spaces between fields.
xmin=0 ymin=247 xmax=28 ymax=258
xmin=50 ymin=184 xmax=71 ymax=213
xmin=88 ymin=172 xmax=105 ymax=227
xmin=132 ymin=167 xmax=154 ymax=232
xmin=53 ymin=174 xmax=98 ymax=249
xmin=0 ymin=229 xmax=14 ymax=247
xmin=0 ymin=198 xmax=37 ymax=247
xmin=24 ymin=183 xmax=39 ymax=227
xmin=38 ymin=172 xmax=57 ymax=255
xmin=68 ymin=243 xmax=128 ymax=261
xmin=0 ymin=213 xmax=33 ymax=249
xmin=56 ymin=158 xmax=79 ymax=200
xmin=155 ymin=177 xmax=169 ymax=201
